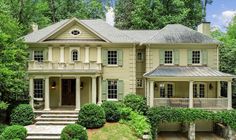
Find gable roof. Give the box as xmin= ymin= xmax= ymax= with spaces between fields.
xmin=121 ymin=30 xmax=158 ymax=42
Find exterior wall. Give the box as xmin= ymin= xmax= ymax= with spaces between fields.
xmin=136 ymin=48 xmax=146 ymax=96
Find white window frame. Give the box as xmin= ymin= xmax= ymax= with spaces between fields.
xmin=69 ymin=47 xmax=80 ymax=62
xmin=107 ymin=80 xmax=118 ymax=100
xmin=34 ymin=50 xmax=44 ymax=62
xmin=137 ymin=51 xmax=144 ymax=61
xmin=164 ymin=50 xmax=174 ymax=65
xmin=159 ymin=82 xmax=175 ymax=98
xmin=34 ymin=79 xmax=44 ymax=100
xmin=71 ymin=49 xmax=78 ymax=61
xmin=107 ymin=50 xmax=118 ymax=65
xmin=192 ymin=50 xmax=202 ymax=65
xmin=69 ymin=28 xmax=81 ymax=36
xmin=193 ymin=82 xmax=207 ymax=98
xmin=136 ymin=79 xmax=143 ymax=88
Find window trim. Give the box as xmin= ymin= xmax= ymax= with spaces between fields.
xmin=70 ymin=28 xmax=81 ymax=36
xmin=164 ymin=50 xmax=174 ymax=65
xmin=191 ymin=50 xmax=202 ymax=65
xmin=107 ymin=50 xmax=118 ymax=65
xmin=34 ymin=79 xmax=44 ymax=100
xmin=33 ymin=50 xmax=44 ymax=62
xmin=69 ymin=47 xmax=80 ymax=62
xmin=158 ymin=82 xmax=175 ymax=98
xmin=136 ymin=51 xmax=144 ymax=61
xmin=71 ymin=49 xmax=78 ymax=61
xmin=193 ymin=82 xmax=207 ymax=98
xmin=136 ymin=78 xmax=143 ymax=88
xmin=107 ymin=79 xmax=118 ymax=100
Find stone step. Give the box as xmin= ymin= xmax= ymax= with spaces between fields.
xmin=26 ymin=135 xmax=60 ymax=140
xmin=35 ymin=117 xmax=78 ymax=121
xmin=35 ymin=121 xmax=76 ymax=125
xmin=41 ymin=114 xmax=78 ymax=118
xmin=34 ymin=110 xmax=78 ymax=114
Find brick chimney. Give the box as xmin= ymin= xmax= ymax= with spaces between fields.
xmin=197 ymin=22 xmax=211 ymax=36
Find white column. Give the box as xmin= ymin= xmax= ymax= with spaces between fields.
xmin=150 ymin=80 xmax=154 ymax=107
xmin=75 ymin=77 xmax=81 ymax=111
xmin=188 ymin=122 xmax=195 ymax=140
xmin=92 ymin=76 xmax=97 ymax=104
xmin=97 ymin=47 xmax=101 ymax=63
xmin=85 ymin=47 xmax=90 ymax=63
xmin=29 ymin=77 xmax=34 ymax=110
xmin=189 ymin=81 xmax=193 ymax=108
xmin=44 ymin=77 xmax=50 ymax=111
xmin=146 ymin=80 xmax=150 ymax=106
xmin=60 ymin=47 xmax=64 ymax=63
xmin=98 ymin=76 xmax=102 ymax=104
xmin=48 ymin=47 xmax=52 ymax=61
xmin=217 ymin=81 xmax=221 ymax=98
xmin=227 ymin=81 xmax=232 ymax=110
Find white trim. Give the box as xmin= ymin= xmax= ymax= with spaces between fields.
xmin=193 ymin=82 xmax=207 ymax=98
xmin=191 ymin=49 xmax=202 ymax=65
xmin=136 ymin=78 xmax=144 ymax=88
xmin=163 ymin=49 xmax=174 ymax=65
xmin=69 ymin=47 xmax=80 ymax=63
xmin=69 ymin=28 xmax=81 ymax=37
xmin=158 ymin=82 xmax=175 ymax=98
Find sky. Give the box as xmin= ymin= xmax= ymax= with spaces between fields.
xmin=206 ymin=0 xmax=236 ymax=31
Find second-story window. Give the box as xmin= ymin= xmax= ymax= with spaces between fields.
xmin=136 ymin=79 xmax=143 ymax=88
xmin=108 ymin=51 xmax=117 ymax=65
xmin=164 ymin=50 xmax=173 ymax=64
xmin=72 ymin=50 xmax=78 ymax=61
xmin=137 ymin=52 xmax=144 ymax=61
xmin=192 ymin=50 xmax=201 ymax=64
xmin=34 ymin=50 xmax=43 ymax=62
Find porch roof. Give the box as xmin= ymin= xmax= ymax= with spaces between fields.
xmin=144 ymin=66 xmax=235 ymax=79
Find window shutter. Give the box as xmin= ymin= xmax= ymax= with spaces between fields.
xmin=102 ymin=49 xmax=108 ymax=65
xmin=202 ymin=49 xmax=208 ymax=65
xmin=102 ymin=80 xmax=108 ymax=101
xmin=29 ymin=50 xmax=33 ymax=60
xmin=174 ymin=49 xmax=179 ymax=65
xmin=187 ymin=49 xmax=192 ymax=65
xmin=117 ymin=80 xmax=124 ymax=100
xmin=117 ymin=49 xmax=123 ymax=66
xmin=43 ymin=49 xmax=48 ymax=61
xmin=159 ymin=49 xmax=164 ymax=65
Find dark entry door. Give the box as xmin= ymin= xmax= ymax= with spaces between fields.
xmin=62 ymin=79 xmax=76 ymax=105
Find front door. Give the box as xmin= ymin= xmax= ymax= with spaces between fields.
xmin=62 ymin=79 xmax=76 ymax=105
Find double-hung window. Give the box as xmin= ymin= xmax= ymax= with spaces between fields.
xmin=108 ymin=80 xmax=118 ymax=99
xmin=136 ymin=79 xmax=143 ymax=88
xmin=159 ymin=83 xmax=174 ymax=98
xmin=108 ymin=51 xmax=117 ymax=65
xmin=192 ymin=50 xmax=201 ymax=64
xmin=164 ymin=50 xmax=173 ymax=64
xmin=34 ymin=79 xmax=43 ymax=99
xmin=34 ymin=51 xmax=43 ymax=62
xmin=72 ymin=50 xmax=78 ymax=61
xmin=193 ymin=83 xmax=206 ymax=98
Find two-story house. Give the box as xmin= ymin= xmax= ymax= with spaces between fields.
xmin=23 ymin=18 xmax=234 ymax=133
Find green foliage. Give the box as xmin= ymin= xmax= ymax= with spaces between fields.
xmin=123 ymin=94 xmax=148 ymax=114
xmin=0 ymin=124 xmax=8 ymax=135
xmin=60 ymin=124 xmax=88 ymax=140
xmin=119 ymin=107 xmax=133 ymax=120
xmin=78 ymin=103 xmax=105 ymax=128
xmin=0 ymin=125 xmax=27 ymax=140
xmin=0 ymin=102 xmax=8 ymax=111
xmin=101 ymin=101 xmax=121 ymax=122
xmin=10 ymin=104 xmax=34 ymax=126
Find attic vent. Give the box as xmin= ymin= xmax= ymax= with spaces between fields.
xmin=71 ymin=29 xmax=81 ymax=36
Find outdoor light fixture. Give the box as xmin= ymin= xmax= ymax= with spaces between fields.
xmin=80 ymin=82 xmax=84 ymax=89
xmin=209 ymin=83 xmax=213 ymax=90
xmin=51 ymin=81 xmax=56 ymax=89
xmin=160 ymin=83 xmax=165 ymax=88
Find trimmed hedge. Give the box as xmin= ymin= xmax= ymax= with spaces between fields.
xmin=78 ymin=104 xmax=105 ymax=128
xmin=1 ymin=125 xmax=27 ymax=140
xmin=0 ymin=124 xmax=8 ymax=135
xmin=60 ymin=124 xmax=88 ymax=140
xmin=101 ymin=101 xmax=120 ymax=122
xmin=10 ymin=104 xmax=34 ymax=126
xmin=123 ymin=94 xmax=148 ymax=114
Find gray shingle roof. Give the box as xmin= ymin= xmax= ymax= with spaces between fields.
xmin=121 ymin=30 xmax=158 ymax=42
xmin=144 ymin=66 xmax=234 ymax=77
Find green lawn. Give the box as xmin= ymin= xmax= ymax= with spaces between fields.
xmin=87 ymin=123 xmax=139 ymax=140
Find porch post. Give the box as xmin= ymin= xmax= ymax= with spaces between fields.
xmin=75 ymin=76 xmax=81 ymax=111
xmin=227 ymin=80 xmax=232 ymax=110
xmin=60 ymin=47 xmax=64 ymax=63
xmin=92 ymin=76 xmax=97 ymax=104
xmin=150 ymin=80 xmax=154 ymax=107
xmin=85 ymin=47 xmax=90 ymax=63
xmin=29 ymin=77 xmax=34 ymax=110
xmin=217 ymin=81 xmax=221 ymax=97
xmin=146 ymin=80 xmax=150 ymax=106
xmin=98 ymin=76 xmax=102 ymax=104
xmin=189 ymin=81 xmax=193 ymax=108
xmin=44 ymin=76 xmax=50 ymax=111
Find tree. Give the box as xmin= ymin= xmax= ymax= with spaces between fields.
xmin=201 ymin=0 xmax=213 ymax=21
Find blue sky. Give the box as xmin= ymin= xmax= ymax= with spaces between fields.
xmin=206 ymin=0 xmax=236 ymax=31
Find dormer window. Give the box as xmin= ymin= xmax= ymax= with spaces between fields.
xmin=72 ymin=50 xmax=78 ymax=61
xmin=71 ymin=29 xmax=81 ymax=36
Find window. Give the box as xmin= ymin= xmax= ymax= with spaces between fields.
xmin=108 ymin=80 xmax=117 ymax=99
xmin=192 ymin=50 xmax=201 ymax=64
xmin=34 ymin=79 xmax=43 ymax=99
xmin=136 ymin=79 xmax=143 ymax=88
xmin=71 ymin=29 xmax=81 ymax=36
xmin=108 ymin=51 xmax=117 ymax=65
xmin=137 ymin=52 xmax=144 ymax=61
xmin=72 ymin=50 xmax=78 ymax=61
xmin=164 ymin=50 xmax=173 ymax=64
xmin=193 ymin=83 xmax=205 ymax=98
xmin=34 ymin=51 xmax=43 ymax=62
xmin=159 ymin=83 xmax=174 ymax=98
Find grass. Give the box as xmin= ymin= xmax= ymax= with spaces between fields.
xmin=87 ymin=122 xmax=140 ymax=140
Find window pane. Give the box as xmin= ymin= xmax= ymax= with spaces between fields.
xmin=108 ymin=80 xmax=117 ymax=99
xmin=72 ymin=50 xmax=78 ymax=61
xmin=34 ymin=79 xmax=43 ymax=98
xmin=167 ymin=84 xmax=173 ymax=98
xmin=108 ymin=51 xmax=117 ymax=65
xmin=199 ymin=84 xmax=205 ymax=97
xmin=193 ymin=84 xmax=198 ymax=97
xmin=164 ymin=51 xmax=173 ymax=64
xmin=137 ymin=52 xmax=143 ymax=60
xmin=34 ymin=51 xmax=43 ymax=62
xmin=160 ymin=84 xmax=165 ymax=97
xmin=192 ymin=51 xmax=201 ymax=64
xmin=136 ymin=79 xmax=143 ymax=88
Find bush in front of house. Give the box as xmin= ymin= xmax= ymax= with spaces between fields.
xmin=60 ymin=124 xmax=88 ymax=140
xmin=0 ymin=125 xmax=27 ymax=140
xmin=10 ymin=104 xmax=34 ymax=126
xmin=101 ymin=101 xmax=121 ymax=122
xmin=0 ymin=124 xmax=8 ymax=135
xmin=78 ymin=103 xmax=105 ymax=128
xmin=123 ymin=94 xmax=148 ymax=114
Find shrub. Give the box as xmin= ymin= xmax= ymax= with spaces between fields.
xmin=119 ymin=107 xmax=132 ymax=120
xmin=123 ymin=94 xmax=148 ymax=114
xmin=101 ymin=101 xmax=120 ymax=122
xmin=1 ymin=125 xmax=27 ymax=140
xmin=78 ymin=104 xmax=105 ymax=128
xmin=0 ymin=124 xmax=8 ymax=135
xmin=0 ymin=102 xmax=8 ymax=111
xmin=60 ymin=124 xmax=88 ymax=140
xmin=10 ymin=104 xmax=34 ymax=126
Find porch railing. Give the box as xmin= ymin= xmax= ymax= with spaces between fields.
xmin=154 ymin=98 xmax=189 ymax=108
xmin=28 ymin=61 xmax=102 ymax=71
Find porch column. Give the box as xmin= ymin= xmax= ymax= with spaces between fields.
xmin=48 ymin=47 xmax=52 ymax=61
xmin=44 ymin=76 xmax=50 ymax=111
xmin=227 ymin=80 xmax=232 ymax=110
xmin=85 ymin=47 xmax=90 ymax=63
xmin=146 ymin=80 xmax=150 ymax=106
xmin=75 ymin=76 xmax=81 ymax=111
xmin=98 ymin=76 xmax=102 ymax=104
xmin=29 ymin=77 xmax=34 ymax=110
xmin=92 ymin=76 xmax=97 ymax=104
xmin=217 ymin=81 xmax=221 ymax=97
xmin=189 ymin=81 xmax=194 ymax=108
xmin=188 ymin=122 xmax=195 ymax=140
xmin=97 ymin=46 xmax=101 ymax=63
xmin=149 ymin=80 xmax=154 ymax=107
xmin=60 ymin=47 xmax=64 ymax=63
